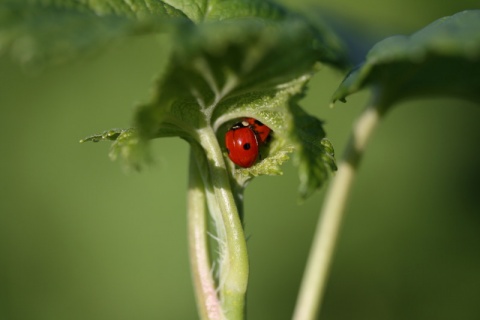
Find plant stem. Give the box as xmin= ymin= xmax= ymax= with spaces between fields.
xmin=293 ymin=98 xmax=384 ymax=320
xmin=197 ymin=127 xmax=249 ymax=320
xmin=188 ymin=150 xmax=223 ymax=320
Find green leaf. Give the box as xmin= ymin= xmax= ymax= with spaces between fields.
xmin=1 ymin=0 xmax=350 ymax=70
xmin=135 ymin=15 xmax=339 ymax=195
xmin=332 ymin=10 xmax=480 ymax=107
xmin=0 ymin=1 xmax=187 ymax=67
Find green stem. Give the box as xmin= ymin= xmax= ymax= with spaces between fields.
xmin=188 ymin=150 xmax=223 ymax=320
xmin=293 ymin=99 xmax=384 ymax=320
xmin=197 ymin=127 xmax=249 ymax=320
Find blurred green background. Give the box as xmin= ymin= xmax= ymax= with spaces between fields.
xmin=1 ymin=1 xmax=480 ymax=319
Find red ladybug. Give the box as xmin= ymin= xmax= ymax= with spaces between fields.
xmin=225 ymin=118 xmax=271 ymax=168
xmin=245 ymin=118 xmax=271 ymax=144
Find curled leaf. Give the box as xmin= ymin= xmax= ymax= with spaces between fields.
xmin=133 ymin=13 xmax=340 ymax=195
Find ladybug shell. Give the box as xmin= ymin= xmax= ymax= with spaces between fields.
xmin=245 ymin=118 xmax=271 ymax=144
xmin=225 ymin=126 xmax=259 ymax=168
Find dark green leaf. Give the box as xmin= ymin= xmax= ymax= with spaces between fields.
xmin=332 ymin=10 xmax=480 ymax=107
xmin=0 ymin=1 xmax=187 ymax=67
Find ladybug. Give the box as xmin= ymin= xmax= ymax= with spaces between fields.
xmin=225 ymin=118 xmax=271 ymax=168
xmin=245 ymin=118 xmax=271 ymax=144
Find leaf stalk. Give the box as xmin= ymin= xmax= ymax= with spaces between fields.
xmin=188 ymin=150 xmax=223 ymax=320
xmin=189 ymin=127 xmax=249 ymax=320
xmin=293 ymin=96 xmax=384 ymax=320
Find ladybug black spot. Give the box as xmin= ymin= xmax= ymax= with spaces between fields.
xmin=254 ymin=120 xmax=264 ymax=126
xmin=243 ymin=143 xmax=251 ymax=150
